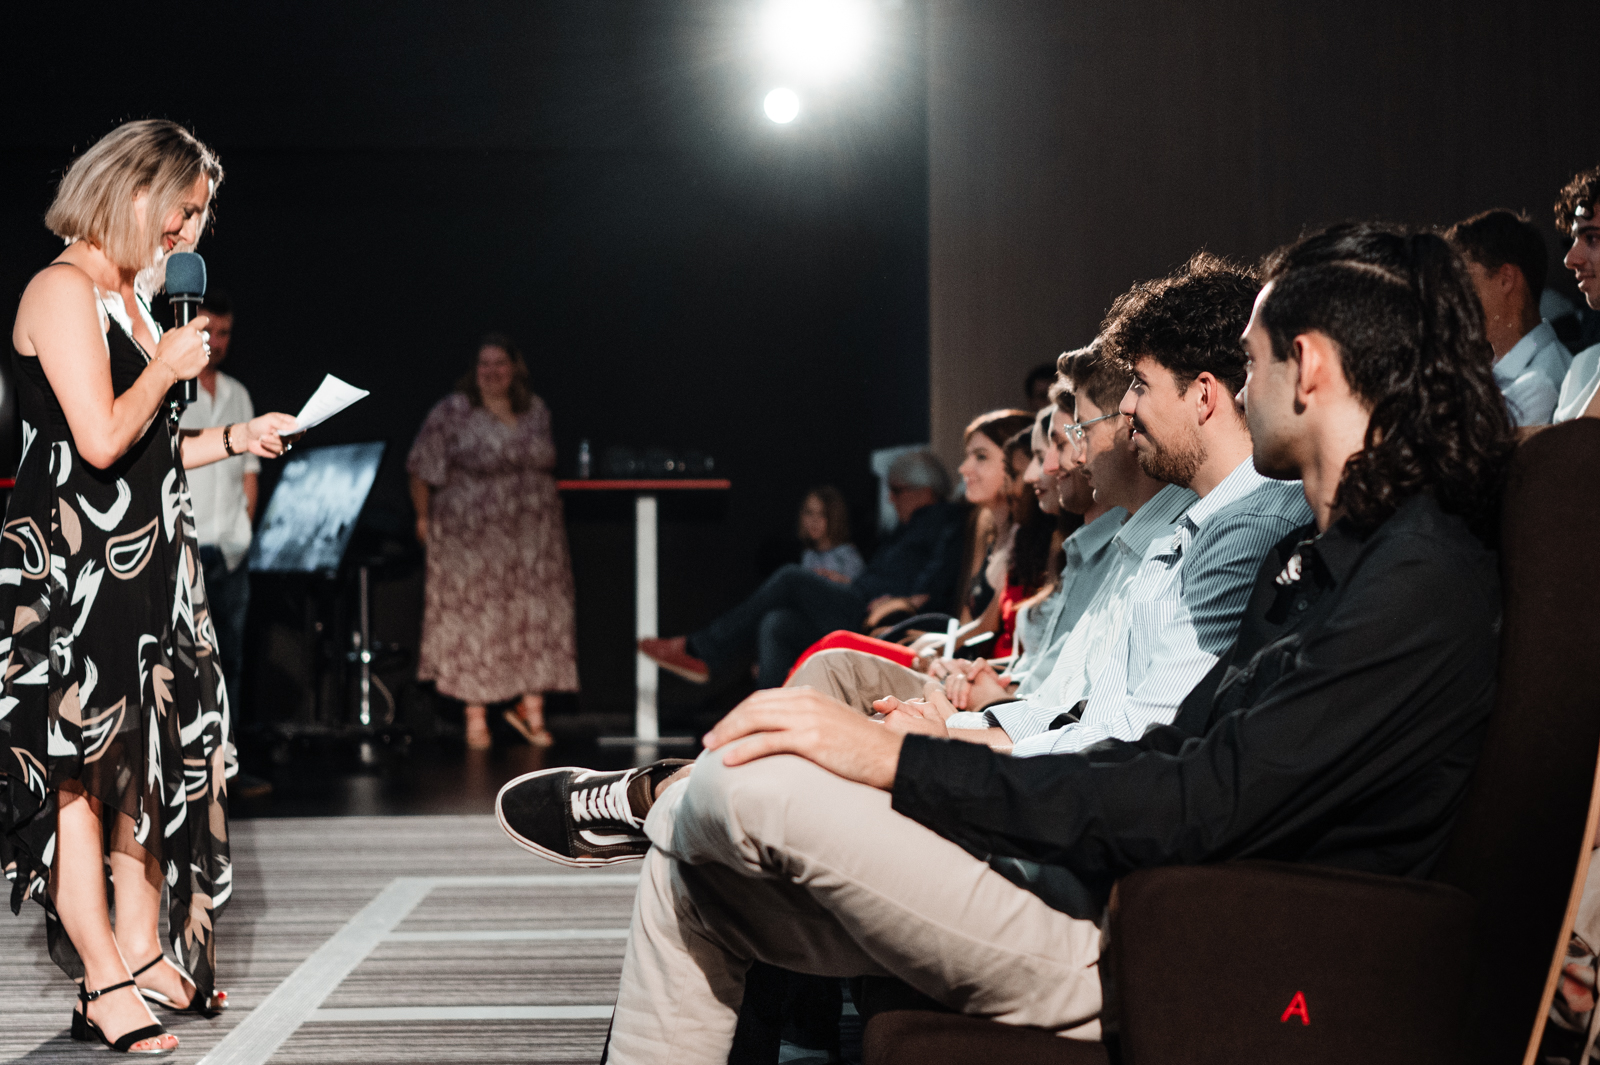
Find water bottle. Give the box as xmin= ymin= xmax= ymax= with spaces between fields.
xmin=577 ymin=438 xmax=592 ymax=479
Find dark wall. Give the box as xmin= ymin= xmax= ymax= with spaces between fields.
xmin=1 ymin=1 xmax=930 ymax=722
xmin=927 ymin=0 xmax=1600 ymax=467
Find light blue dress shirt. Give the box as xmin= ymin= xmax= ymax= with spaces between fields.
xmin=1008 ymin=506 xmax=1128 ymax=695
xmin=999 ymin=460 xmax=1312 ymax=757
xmin=1495 ymin=321 xmax=1570 ymax=426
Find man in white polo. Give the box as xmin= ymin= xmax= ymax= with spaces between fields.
xmin=179 ymin=291 xmax=260 ymax=730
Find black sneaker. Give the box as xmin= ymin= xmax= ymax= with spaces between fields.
xmin=495 ymin=761 xmax=694 ymax=868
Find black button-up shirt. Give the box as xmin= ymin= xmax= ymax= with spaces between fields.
xmin=891 ymin=492 xmax=1501 ymax=908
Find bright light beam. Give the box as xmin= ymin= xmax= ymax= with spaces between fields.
xmin=761 ymin=0 xmax=871 ymax=81
xmin=764 ymin=87 xmax=800 ymax=124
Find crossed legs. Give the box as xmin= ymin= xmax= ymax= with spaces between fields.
xmin=606 ymin=748 xmax=1103 ymax=1064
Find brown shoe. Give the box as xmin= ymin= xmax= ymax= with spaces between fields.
xmin=503 ymin=709 xmax=554 ymax=748
xmin=639 ymin=636 xmax=709 ymax=684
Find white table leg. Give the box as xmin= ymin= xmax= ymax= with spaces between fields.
xmin=634 ymin=493 xmax=659 ymax=742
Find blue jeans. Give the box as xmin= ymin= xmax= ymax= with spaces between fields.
xmin=200 ymin=546 xmax=250 ymax=720
xmin=688 ymin=564 xmax=867 ymax=689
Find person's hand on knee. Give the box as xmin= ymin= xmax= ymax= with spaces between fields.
xmin=704 ymin=687 xmax=903 ymax=790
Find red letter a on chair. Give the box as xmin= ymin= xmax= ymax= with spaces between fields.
xmin=1280 ymin=991 xmax=1310 ymax=1025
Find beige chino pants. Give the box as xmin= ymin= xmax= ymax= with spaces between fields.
xmin=787 ymin=646 xmax=934 ymax=712
xmin=606 ymin=745 xmax=1105 ymax=1064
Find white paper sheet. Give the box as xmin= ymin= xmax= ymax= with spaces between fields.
xmin=292 ymin=374 xmax=369 ymax=432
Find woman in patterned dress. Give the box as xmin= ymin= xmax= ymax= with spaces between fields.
xmin=1 ymin=120 xmax=296 ymax=1054
xmin=408 ymin=335 xmax=579 ymax=750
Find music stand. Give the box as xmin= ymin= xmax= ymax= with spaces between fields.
xmin=250 ymin=442 xmax=387 ymax=732
xmin=250 ymin=442 xmax=385 ymax=574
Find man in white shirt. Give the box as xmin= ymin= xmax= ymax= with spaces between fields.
xmin=1552 ymin=166 xmax=1600 ymax=422
xmin=179 ymin=291 xmax=260 ymax=720
xmin=1445 ymin=209 xmax=1571 ymax=426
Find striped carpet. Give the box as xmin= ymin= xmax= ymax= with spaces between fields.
xmin=0 ymin=816 xmax=632 ymax=1064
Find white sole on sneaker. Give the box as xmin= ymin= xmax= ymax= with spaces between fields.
xmin=494 ymin=769 xmax=649 ymax=869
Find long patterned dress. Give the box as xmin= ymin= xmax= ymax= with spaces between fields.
xmin=408 ymin=392 xmax=579 ymax=703
xmin=0 ymin=290 xmax=232 ymax=999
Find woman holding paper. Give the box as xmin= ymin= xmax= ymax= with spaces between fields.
xmin=408 ymin=334 xmax=579 ymax=750
xmin=2 ymin=120 xmax=297 ymax=1054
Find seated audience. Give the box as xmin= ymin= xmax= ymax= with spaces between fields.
xmin=813 ymin=254 xmax=1313 ymax=756
xmin=989 ymin=422 xmax=1057 ymax=657
xmin=909 ymin=410 xmax=1035 ymax=637
xmin=638 ymin=450 xmax=963 ymax=689
xmin=1553 ymin=165 xmax=1600 ymax=420
xmin=497 ymin=222 xmax=1514 ymax=1064
xmin=797 ymin=485 xmax=865 ymax=584
xmin=1444 ymin=208 xmax=1569 ymax=425
xmin=780 ymin=411 xmax=1035 ymax=678
xmin=998 ymin=363 xmax=1129 ymax=697
xmin=1001 ymin=403 xmax=1090 ymax=681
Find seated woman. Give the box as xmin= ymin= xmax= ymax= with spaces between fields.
xmin=785 ymin=409 xmax=1035 ymax=678
xmin=797 ymin=485 xmax=865 ymax=584
xmin=991 ymin=422 xmax=1066 ymax=659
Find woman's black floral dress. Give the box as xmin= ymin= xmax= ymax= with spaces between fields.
xmin=0 ymin=290 xmax=232 ymax=1000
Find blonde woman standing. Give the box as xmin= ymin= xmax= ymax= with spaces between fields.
xmin=1 ymin=120 xmax=297 ymax=1055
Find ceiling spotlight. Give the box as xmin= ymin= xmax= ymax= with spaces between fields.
xmin=762 ymin=0 xmax=871 ymax=80
xmin=764 ymin=87 xmax=800 ymax=124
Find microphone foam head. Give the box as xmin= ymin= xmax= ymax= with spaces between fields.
xmin=164 ymin=252 xmax=207 ymax=298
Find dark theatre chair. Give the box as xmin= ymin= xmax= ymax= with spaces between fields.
xmin=863 ymin=419 xmax=1600 ymax=1065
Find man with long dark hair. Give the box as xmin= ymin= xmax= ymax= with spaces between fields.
xmin=499 ymin=224 xmax=1514 ymax=1062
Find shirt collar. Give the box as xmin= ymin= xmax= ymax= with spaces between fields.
xmin=1114 ymin=483 xmax=1196 ymax=558
xmin=1066 ymin=505 xmax=1128 ymax=558
xmin=1496 ymin=320 xmax=1558 ymax=383
xmin=1182 ymin=457 xmax=1276 ymax=531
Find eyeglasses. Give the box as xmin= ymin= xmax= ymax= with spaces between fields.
xmin=1060 ymin=412 xmax=1121 ymax=454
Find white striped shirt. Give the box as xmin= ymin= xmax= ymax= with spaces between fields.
xmin=985 ymin=484 xmax=1196 ymax=737
xmin=1009 ymin=506 xmax=1128 ymax=696
xmin=1001 ymin=459 xmax=1313 ymax=756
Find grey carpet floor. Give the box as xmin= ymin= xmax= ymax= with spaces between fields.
xmin=0 ymin=816 xmax=629 ymax=1064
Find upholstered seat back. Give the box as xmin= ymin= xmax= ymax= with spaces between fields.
xmin=1429 ymin=419 xmax=1600 ymax=1064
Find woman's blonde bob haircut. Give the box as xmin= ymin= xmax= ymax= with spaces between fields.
xmin=44 ymin=119 xmax=223 ymax=272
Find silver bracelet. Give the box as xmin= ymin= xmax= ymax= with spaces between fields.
xmin=222 ymin=423 xmax=238 ymax=457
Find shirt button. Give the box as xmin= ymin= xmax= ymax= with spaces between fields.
xmin=1296 ymin=600 xmax=1308 ymax=611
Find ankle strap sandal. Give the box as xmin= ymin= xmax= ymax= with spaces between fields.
xmin=72 ymin=978 xmax=174 ymax=1055
xmin=130 ymin=955 xmax=228 ymax=1016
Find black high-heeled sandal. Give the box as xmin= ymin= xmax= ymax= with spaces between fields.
xmin=129 ymin=955 xmax=228 ymax=1016
xmin=70 ymin=978 xmax=174 ymax=1055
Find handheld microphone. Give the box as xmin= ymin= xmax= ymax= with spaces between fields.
xmin=164 ymin=252 xmax=206 ymax=407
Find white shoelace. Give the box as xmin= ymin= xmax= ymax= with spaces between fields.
xmin=570 ymin=775 xmax=642 ymax=829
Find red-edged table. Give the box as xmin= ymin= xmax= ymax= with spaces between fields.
xmin=558 ymin=479 xmax=731 ymax=747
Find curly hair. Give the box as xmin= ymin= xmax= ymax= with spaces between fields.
xmin=1259 ymin=223 xmax=1516 ymax=538
xmin=1554 ymin=165 xmax=1600 ymax=234
xmin=1101 ymin=251 xmax=1260 ymax=396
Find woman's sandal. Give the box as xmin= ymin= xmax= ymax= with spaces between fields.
xmin=130 ymin=955 xmax=228 ymax=1016
xmin=502 ymin=709 xmax=554 ymax=748
xmin=71 ymin=979 xmax=175 ymax=1055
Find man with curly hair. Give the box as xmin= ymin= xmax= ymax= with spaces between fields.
xmin=495 ymin=226 xmax=1513 ymax=1062
xmin=877 ymin=252 xmax=1313 ymax=755
xmin=1553 ymin=165 xmax=1600 ymax=421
